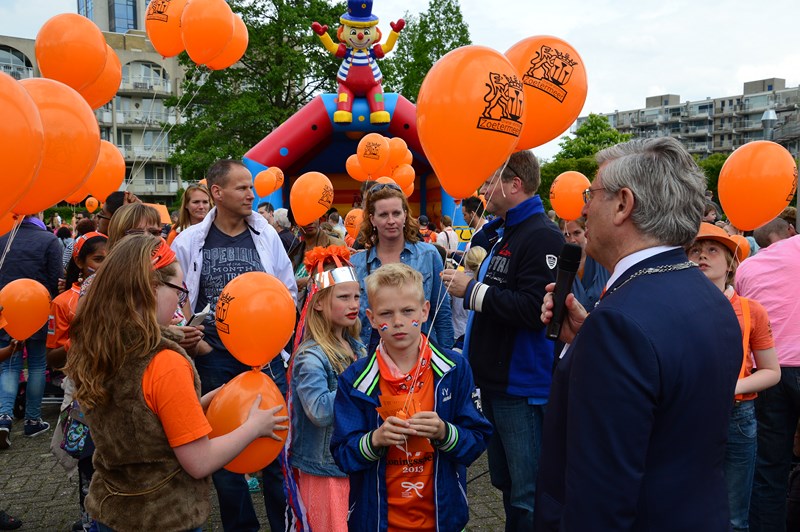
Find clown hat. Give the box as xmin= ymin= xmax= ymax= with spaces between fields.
xmin=341 ymin=0 xmax=379 ymax=27
xmin=695 ymin=222 xmax=747 ymax=262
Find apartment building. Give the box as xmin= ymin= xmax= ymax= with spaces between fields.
xmin=0 ymin=0 xmax=184 ymax=202
xmin=576 ymin=78 xmax=800 ymax=159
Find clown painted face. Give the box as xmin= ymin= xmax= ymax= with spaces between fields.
xmin=341 ymin=23 xmax=380 ymax=49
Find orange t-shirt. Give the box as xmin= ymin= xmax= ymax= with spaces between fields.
xmin=377 ymin=343 xmax=437 ymax=531
xmin=729 ymin=292 xmax=775 ymax=401
xmin=166 ymin=228 xmax=179 ymax=246
xmin=142 ymin=349 xmax=212 ymax=448
xmin=47 ymin=283 xmax=81 ymax=349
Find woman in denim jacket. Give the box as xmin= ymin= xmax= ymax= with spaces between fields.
xmin=289 ymin=246 xmax=366 ymax=531
xmin=350 ymin=183 xmax=454 ymax=353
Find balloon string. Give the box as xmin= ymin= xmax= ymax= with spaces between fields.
xmin=0 ymin=216 xmax=25 ymax=274
xmin=427 ymin=155 xmax=511 ymax=346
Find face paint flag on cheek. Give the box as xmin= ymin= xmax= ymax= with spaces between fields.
xmin=380 ymin=323 xmax=389 ymax=331
xmin=412 ymin=320 xmax=420 ymax=328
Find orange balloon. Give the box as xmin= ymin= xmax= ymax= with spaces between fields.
xmin=79 ymin=45 xmax=122 ymax=110
xmin=199 ymin=179 xmax=207 ymax=187
xmin=387 ymin=137 xmax=408 ymax=170
xmin=346 ymin=154 xmax=369 ymax=182
xmin=0 ymin=213 xmax=21 ymax=238
xmin=506 ymin=36 xmax=588 ymax=151
xmin=206 ymin=369 xmax=287 ymax=473
xmin=402 ymin=183 xmax=414 ymax=198
xmin=269 ymin=167 xmax=285 ymax=190
xmin=718 ymin=141 xmax=798 ymax=231
xmin=14 ymin=79 xmax=100 ymax=215
xmin=216 ymin=272 xmax=296 ymax=366
xmin=550 ymin=171 xmax=590 ymax=220
xmin=181 ymin=0 xmax=235 ymax=66
xmin=145 ymin=0 xmax=189 ymax=58
xmin=729 ymin=234 xmax=751 ymax=262
xmin=417 ymin=46 xmax=524 ymax=199
xmin=375 ymin=176 xmax=396 ymax=185
xmin=357 ymin=133 xmax=391 ymax=175
xmin=290 ymin=172 xmax=334 ymax=226
xmin=344 ymin=208 xmax=363 ymax=239
xmin=0 ymin=279 xmax=51 ymax=340
xmin=401 ymin=149 xmax=413 ymax=166
xmin=85 ymin=197 xmax=99 ymax=213
xmin=254 ymin=169 xmax=277 ymax=197
xmin=85 ymin=141 xmax=125 ymax=201
xmin=35 ymin=14 xmax=107 ymax=92
xmin=391 ymin=164 xmax=415 ymax=189
xmin=206 ymin=14 xmax=249 ymax=70
xmin=0 ymin=73 xmax=43 ymax=218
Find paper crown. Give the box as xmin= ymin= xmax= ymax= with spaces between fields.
xmin=304 ymin=245 xmax=357 ymax=289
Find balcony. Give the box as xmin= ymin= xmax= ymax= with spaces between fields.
xmin=686 ymin=111 xmax=712 ymax=120
xmin=115 ymin=110 xmax=176 ymax=127
xmin=664 ymin=114 xmax=683 ymax=123
xmin=684 ymin=125 xmax=711 ymax=137
xmin=119 ymin=76 xmax=172 ymax=95
xmin=127 ymin=180 xmax=180 ymax=197
xmin=733 ymin=120 xmax=763 ymax=132
xmin=117 ymin=145 xmax=172 ymax=162
xmin=713 ymin=140 xmax=733 ymax=151
xmin=686 ymin=141 xmax=711 ymax=153
xmin=1 ymin=63 xmax=34 ymax=80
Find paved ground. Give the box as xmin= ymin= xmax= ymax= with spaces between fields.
xmin=1 ymin=403 xmax=505 ymax=531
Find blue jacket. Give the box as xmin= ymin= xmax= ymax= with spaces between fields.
xmin=571 ymin=255 xmax=610 ymax=311
xmin=289 ymin=337 xmax=365 ymax=478
xmin=351 ymin=241 xmax=454 ymax=350
xmin=331 ymin=341 xmax=492 ymax=532
xmin=535 ymin=249 xmax=742 ymax=531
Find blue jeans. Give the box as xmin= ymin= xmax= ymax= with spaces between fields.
xmin=750 ymin=367 xmax=800 ymax=532
xmin=195 ymin=347 xmax=289 ymax=532
xmin=0 ymin=337 xmax=47 ymax=420
xmin=482 ymin=392 xmax=545 ymax=532
xmin=726 ymin=400 xmax=757 ymax=532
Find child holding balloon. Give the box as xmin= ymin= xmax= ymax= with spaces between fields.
xmin=331 ymin=263 xmax=492 ymax=532
xmin=288 ymin=246 xmax=365 ymax=531
xmin=65 ymin=234 xmax=288 ymax=531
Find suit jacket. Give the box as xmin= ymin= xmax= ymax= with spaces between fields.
xmin=535 ymin=248 xmax=742 ymax=531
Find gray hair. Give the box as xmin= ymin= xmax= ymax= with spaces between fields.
xmin=754 ymin=217 xmax=790 ymax=248
xmin=273 ymin=208 xmax=291 ymax=230
xmin=596 ymin=137 xmax=706 ymax=246
xmin=500 ymin=149 xmax=540 ymax=195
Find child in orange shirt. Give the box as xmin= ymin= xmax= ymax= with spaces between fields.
xmin=331 ymin=263 xmax=492 ymax=532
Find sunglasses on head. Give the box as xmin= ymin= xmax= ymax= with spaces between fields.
xmin=369 ymin=183 xmax=402 ymax=194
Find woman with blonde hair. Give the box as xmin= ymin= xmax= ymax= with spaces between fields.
xmin=350 ymin=183 xmax=453 ymax=352
xmin=66 ymin=234 xmax=287 ymax=531
xmin=167 ymin=184 xmax=213 ymax=245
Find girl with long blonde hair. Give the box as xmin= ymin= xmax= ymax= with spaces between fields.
xmin=66 ymin=234 xmax=287 ymax=531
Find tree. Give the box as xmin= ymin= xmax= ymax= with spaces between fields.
xmin=380 ymin=0 xmax=471 ymax=102
xmin=695 ymin=152 xmax=728 ymax=200
xmin=554 ymin=114 xmax=631 ymax=161
xmin=167 ymin=0 xmax=346 ymax=180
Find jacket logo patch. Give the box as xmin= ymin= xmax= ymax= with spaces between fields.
xmin=442 ymin=388 xmax=452 ymax=403
xmin=546 ymin=254 xmax=558 ymax=270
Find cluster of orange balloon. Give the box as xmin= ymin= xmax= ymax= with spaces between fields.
xmin=254 ymin=167 xmax=285 ymax=197
xmin=0 ymin=279 xmax=51 ymax=341
xmin=35 ymin=13 xmax=122 ymax=110
xmin=416 ymin=36 xmax=587 ymax=200
xmin=346 ymin=133 xmax=415 ymax=196
xmin=290 ymin=172 xmax=335 ymax=226
xmin=208 ymin=271 xmax=295 ymax=472
xmin=718 ymin=141 xmax=798 ymax=231
xmin=550 ymin=171 xmax=590 ymax=220
xmin=145 ymin=0 xmax=249 ymax=71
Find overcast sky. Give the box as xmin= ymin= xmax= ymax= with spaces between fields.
xmin=3 ymin=0 xmax=799 ymax=159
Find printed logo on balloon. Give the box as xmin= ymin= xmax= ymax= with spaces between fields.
xmin=522 ymin=45 xmax=577 ymax=103
xmin=216 ymin=291 xmax=234 ymax=334
xmin=477 ymin=73 xmax=524 ymax=136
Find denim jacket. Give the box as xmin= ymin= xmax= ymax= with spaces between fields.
xmin=350 ymin=241 xmax=454 ymax=350
xmin=289 ymin=336 xmax=365 ymax=477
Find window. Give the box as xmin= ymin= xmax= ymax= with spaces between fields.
xmin=78 ymin=0 xmax=94 ymax=20
xmin=768 ymin=84 xmax=773 ymax=91
xmin=0 ymin=45 xmax=33 ymax=80
xmin=108 ymin=0 xmax=138 ymax=32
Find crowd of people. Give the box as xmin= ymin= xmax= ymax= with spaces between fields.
xmin=0 ymin=135 xmax=798 ymax=531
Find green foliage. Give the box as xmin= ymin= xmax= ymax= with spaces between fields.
xmin=694 ymin=152 xmax=728 ymax=198
xmin=44 ymin=206 xmax=84 ymax=225
xmin=538 ymin=157 xmax=599 ymax=211
xmin=167 ymin=0 xmax=346 ymax=180
xmin=554 ymin=114 xmax=631 ymax=161
xmin=381 ymin=0 xmax=471 ymax=102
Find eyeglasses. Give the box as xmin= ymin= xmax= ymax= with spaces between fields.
xmin=163 ymin=280 xmax=189 ymax=307
xmin=95 ymin=213 xmax=111 ymax=221
xmin=125 ymin=228 xmax=163 ymax=237
xmin=369 ymin=183 xmax=402 ymax=194
xmin=582 ymin=187 xmax=607 ymax=204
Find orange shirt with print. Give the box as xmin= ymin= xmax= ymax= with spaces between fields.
xmin=376 ymin=344 xmax=437 ymax=532
xmin=729 ymin=292 xmax=775 ymax=401
xmin=142 ymin=349 xmax=212 ymax=447
xmin=46 ymin=284 xmax=81 ymax=349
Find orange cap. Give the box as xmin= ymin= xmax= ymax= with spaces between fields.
xmin=695 ymin=222 xmax=747 ymax=262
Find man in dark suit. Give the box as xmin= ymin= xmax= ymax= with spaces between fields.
xmin=536 ymin=137 xmax=743 ymax=531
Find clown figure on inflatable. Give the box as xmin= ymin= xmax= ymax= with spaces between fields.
xmin=311 ymin=0 xmax=404 ymax=124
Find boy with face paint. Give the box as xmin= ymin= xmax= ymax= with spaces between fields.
xmin=331 ymin=263 xmax=492 ymax=532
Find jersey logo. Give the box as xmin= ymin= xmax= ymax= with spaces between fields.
xmin=546 ymin=254 xmax=558 ymax=269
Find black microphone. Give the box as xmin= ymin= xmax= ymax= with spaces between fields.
xmin=546 ymin=243 xmax=583 ymax=340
